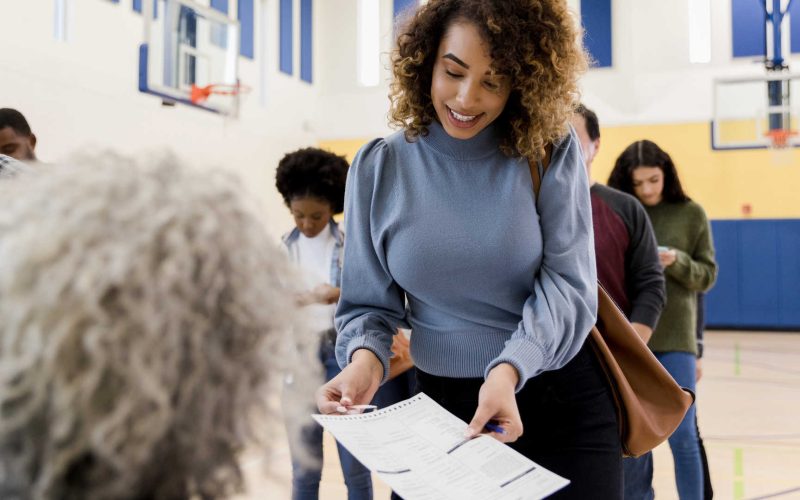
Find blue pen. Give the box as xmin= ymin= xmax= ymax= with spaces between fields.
xmin=484 ymin=421 xmax=506 ymax=435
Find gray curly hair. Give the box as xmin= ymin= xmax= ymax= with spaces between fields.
xmin=0 ymin=153 xmax=313 ymax=499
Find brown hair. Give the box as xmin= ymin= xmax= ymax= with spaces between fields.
xmin=389 ymin=0 xmax=587 ymax=159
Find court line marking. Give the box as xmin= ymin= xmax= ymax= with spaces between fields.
xmin=748 ymin=486 xmax=800 ymax=499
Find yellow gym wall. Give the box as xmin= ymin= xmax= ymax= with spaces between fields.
xmin=321 ymin=122 xmax=800 ymax=220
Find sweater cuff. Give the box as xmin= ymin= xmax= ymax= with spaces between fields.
xmin=486 ymin=338 xmax=548 ymax=392
xmin=345 ymin=333 xmax=392 ymax=383
xmin=665 ymin=249 xmax=691 ymax=279
xmin=630 ymin=304 xmax=662 ymax=330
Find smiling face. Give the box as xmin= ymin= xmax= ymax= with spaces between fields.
xmin=289 ymin=196 xmax=333 ymax=238
xmin=631 ymin=166 xmax=665 ymax=206
xmin=430 ymin=21 xmax=511 ymax=140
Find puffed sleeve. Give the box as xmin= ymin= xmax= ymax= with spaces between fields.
xmin=486 ymin=130 xmax=598 ymax=391
xmin=334 ymin=139 xmax=405 ymax=382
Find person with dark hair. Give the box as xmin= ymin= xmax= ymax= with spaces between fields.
xmin=608 ymin=140 xmax=717 ymax=500
xmin=572 ymin=105 xmax=666 ymax=373
xmin=572 ymin=107 xmax=666 ymax=500
xmin=0 ymin=108 xmax=37 ymax=161
xmin=316 ymin=1 xmax=622 ymax=498
xmin=277 ymin=147 xmax=413 ymax=500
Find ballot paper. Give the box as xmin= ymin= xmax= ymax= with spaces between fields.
xmin=312 ymin=393 xmax=569 ymax=500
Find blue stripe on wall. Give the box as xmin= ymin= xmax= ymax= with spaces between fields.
xmin=300 ymin=0 xmax=313 ymax=83
xmin=581 ymin=0 xmax=612 ymax=68
xmin=238 ymin=0 xmax=255 ymax=59
xmin=133 ymin=0 xmax=157 ymax=17
xmin=279 ymin=0 xmax=293 ymax=75
xmin=731 ymin=0 xmax=765 ymax=57
xmin=210 ymin=0 xmax=229 ymax=13
xmin=393 ymin=0 xmax=417 ymax=18
xmin=792 ymin=1 xmax=800 ymax=53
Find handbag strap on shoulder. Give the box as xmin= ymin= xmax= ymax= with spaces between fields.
xmin=528 ymin=145 xmax=552 ymax=201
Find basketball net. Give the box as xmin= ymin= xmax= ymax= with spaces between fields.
xmin=766 ymin=129 xmax=798 ymax=166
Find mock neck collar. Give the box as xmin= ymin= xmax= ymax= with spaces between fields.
xmin=420 ymin=119 xmax=502 ymax=161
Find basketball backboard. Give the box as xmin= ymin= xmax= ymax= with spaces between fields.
xmin=138 ymin=0 xmax=243 ymax=116
xmin=711 ymin=74 xmax=800 ymax=150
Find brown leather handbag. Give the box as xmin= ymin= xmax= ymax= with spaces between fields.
xmin=529 ymin=154 xmax=694 ymax=458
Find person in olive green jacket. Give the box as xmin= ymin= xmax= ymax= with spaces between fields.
xmin=609 ymin=139 xmax=717 ymax=500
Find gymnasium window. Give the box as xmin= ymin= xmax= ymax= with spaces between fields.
xmin=357 ymin=0 xmax=380 ymax=87
xmin=53 ymin=0 xmax=70 ymax=42
xmin=689 ymin=0 xmax=711 ymax=63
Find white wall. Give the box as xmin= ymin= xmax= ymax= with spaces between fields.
xmin=1 ymin=0 xmax=328 ymax=237
xmin=313 ymin=0 xmax=800 ymax=133
xmin=3 ymin=0 xmax=798 ymax=231
xmin=578 ymin=0 xmax=795 ymax=126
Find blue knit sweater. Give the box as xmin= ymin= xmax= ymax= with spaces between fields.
xmin=335 ymin=121 xmax=597 ymax=391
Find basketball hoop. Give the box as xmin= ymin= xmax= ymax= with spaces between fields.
xmin=764 ymin=129 xmax=798 ymax=149
xmin=189 ymin=82 xmax=250 ymax=105
xmin=765 ymin=129 xmax=798 ymax=166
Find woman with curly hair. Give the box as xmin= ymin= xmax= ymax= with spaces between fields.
xmin=0 ymin=154 xmax=303 ymax=500
xmin=317 ymin=0 xmax=621 ymax=497
xmin=608 ymin=140 xmax=717 ymax=500
xmin=276 ymin=147 xmax=415 ymax=500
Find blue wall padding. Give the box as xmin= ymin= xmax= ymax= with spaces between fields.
xmin=778 ymin=223 xmax=800 ymax=325
xmin=279 ymin=0 xmax=293 ymax=75
xmin=300 ymin=0 xmax=313 ymax=83
xmin=706 ymin=219 xmax=800 ymax=329
xmin=732 ymin=0 xmax=766 ymax=57
xmin=239 ymin=0 xmax=255 ymax=59
xmin=581 ymin=0 xmax=612 ymax=68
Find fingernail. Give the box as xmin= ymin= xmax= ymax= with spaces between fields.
xmin=336 ymin=406 xmax=347 ymax=413
xmin=464 ymin=427 xmax=475 ymax=437
xmin=341 ymin=397 xmax=352 ymax=405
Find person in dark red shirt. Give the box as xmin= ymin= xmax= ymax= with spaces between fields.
xmin=572 ymin=104 xmax=666 ymax=500
xmin=572 ymin=105 xmax=665 ymax=341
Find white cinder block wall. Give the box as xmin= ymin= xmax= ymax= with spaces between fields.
xmin=2 ymin=0 xmax=797 ymax=234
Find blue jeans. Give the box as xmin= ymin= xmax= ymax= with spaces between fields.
xmin=290 ymin=339 xmax=416 ymax=500
xmin=624 ymin=351 xmax=701 ymax=499
xmin=623 ymin=451 xmax=654 ymax=500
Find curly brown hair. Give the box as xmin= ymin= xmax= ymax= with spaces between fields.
xmin=389 ymin=0 xmax=587 ymax=159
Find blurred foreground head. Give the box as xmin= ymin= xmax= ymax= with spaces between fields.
xmin=0 ymin=153 xmax=304 ymax=499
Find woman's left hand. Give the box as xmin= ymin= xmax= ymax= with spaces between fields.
xmin=466 ymin=363 xmax=523 ymax=444
xmin=658 ymin=248 xmax=677 ymax=267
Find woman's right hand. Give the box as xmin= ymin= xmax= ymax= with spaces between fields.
xmin=316 ymin=349 xmax=384 ymax=415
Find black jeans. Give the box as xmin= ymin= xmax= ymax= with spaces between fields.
xmin=404 ymin=340 xmax=622 ymax=499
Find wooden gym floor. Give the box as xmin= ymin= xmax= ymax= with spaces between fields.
xmin=236 ymin=331 xmax=800 ymax=499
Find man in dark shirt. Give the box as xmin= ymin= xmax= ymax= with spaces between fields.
xmin=572 ymin=104 xmax=666 ymax=500
xmin=572 ymin=105 xmax=665 ymax=342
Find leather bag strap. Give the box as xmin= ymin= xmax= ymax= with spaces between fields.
xmin=528 ymin=145 xmax=552 ymax=200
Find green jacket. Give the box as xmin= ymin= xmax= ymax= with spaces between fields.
xmin=645 ymin=201 xmax=717 ymax=354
